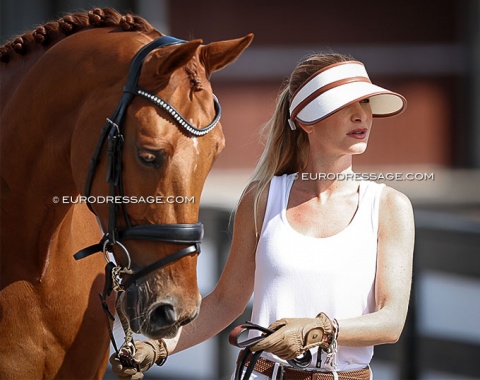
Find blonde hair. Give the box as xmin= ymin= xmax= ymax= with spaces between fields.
xmin=243 ymin=52 xmax=355 ymax=237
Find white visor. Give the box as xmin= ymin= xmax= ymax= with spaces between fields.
xmin=289 ymin=61 xmax=406 ymax=125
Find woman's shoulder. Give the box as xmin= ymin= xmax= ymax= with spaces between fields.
xmin=240 ymin=180 xmax=270 ymax=204
xmin=237 ymin=179 xmax=272 ymax=238
xmin=378 ymin=185 xmax=415 ymax=231
xmin=238 ymin=180 xmax=271 ymax=217
xmin=379 ymin=185 xmax=413 ymax=210
xmin=240 ymin=173 xmax=295 ymax=207
xmin=359 ymin=179 xmax=411 ymax=206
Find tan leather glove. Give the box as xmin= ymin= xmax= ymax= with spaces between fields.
xmin=109 ymin=339 xmax=168 ymax=379
xmin=249 ymin=313 xmax=334 ymax=360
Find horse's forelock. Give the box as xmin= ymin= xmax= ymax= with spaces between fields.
xmin=184 ymin=61 xmax=203 ymax=92
xmin=0 ymin=7 xmax=155 ymax=64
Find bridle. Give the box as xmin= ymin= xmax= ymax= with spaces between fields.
xmin=74 ymin=34 xmax=221 ymax=287
xmin=73 ymin=35 xmax=221 ymax=364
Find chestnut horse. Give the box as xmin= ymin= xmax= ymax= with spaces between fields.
xmin=0 ymin=8 xmax=252 ymax=379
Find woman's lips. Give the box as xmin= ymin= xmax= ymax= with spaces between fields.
xmin=347 ymin=128 xmax=368 ymax=140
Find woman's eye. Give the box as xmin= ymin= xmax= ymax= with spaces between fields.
xmin=360 ymin=98 xmax=370 ymax=104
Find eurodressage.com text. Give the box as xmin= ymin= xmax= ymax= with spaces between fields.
xmin=53 ymin=195 xmax=195 ymax=204
xmin=297 ymin=172 xmax=435 ymax=181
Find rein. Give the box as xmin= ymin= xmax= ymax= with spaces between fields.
xmin=229 ymin=322 xmax=312 ymax=380
xmin=73 ymin=35 xmax=221 ymax=366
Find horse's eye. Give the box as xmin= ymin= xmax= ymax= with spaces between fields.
xmin=138 ymin=149 xmax=164 ymax=168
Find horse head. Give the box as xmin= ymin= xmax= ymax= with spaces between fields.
xmin=72 ymin=33 xmax=253 ymax=339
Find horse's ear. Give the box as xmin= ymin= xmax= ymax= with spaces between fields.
xmin=139 ymin=39 xmax=203 ymax=86
xmin=155 ymin=39 xmax=203 ymax=77
xmin=200 ymin=34 xmax=254 ymax=77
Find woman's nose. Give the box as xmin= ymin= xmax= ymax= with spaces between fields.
xmin=350 ymin=101 xmax=371 ymax=122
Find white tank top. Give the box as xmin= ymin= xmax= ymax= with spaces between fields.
xmin=250 ymin=173 xmax=384 ymax=371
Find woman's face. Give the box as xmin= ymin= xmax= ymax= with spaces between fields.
xmin=302 ymin=99 xmax=373 ymax=157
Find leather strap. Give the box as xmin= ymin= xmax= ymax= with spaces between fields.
xmin=118 ymin=223 xmax=204 ymax=243
xmin=121 ymin=244 xmax=199 ymax=289
xmin=73 ymin=235 xmax=109 ymax=260
xmin=229 ymin=322 xmax=312 ymax=380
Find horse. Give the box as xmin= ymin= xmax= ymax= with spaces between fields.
xmin=0 ymin=8 xmax=252 ymax=379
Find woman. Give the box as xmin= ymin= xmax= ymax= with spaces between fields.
xmin=111 ymin=53 xmax=415 ymax=380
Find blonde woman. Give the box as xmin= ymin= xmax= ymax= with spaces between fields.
xmin=112 ymin=53 xmax=415 ymax=380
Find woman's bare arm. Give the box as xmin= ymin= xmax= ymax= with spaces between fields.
xmin=166 ymin=182 xmax=269 ymax=353
xmin=336 ymin=186 xmax=415 ymax=346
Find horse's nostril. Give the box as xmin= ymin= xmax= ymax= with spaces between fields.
xmin=150 ymin=303 xmax=177 ymax=328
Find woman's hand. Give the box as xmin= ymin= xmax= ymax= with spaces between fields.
xmin=109 ymin=339 xmax=168 ymax=379
xmin=250 ymin=313 xmax=334 ymax=360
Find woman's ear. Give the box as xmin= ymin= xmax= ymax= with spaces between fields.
xmin=297 ymin=122 xmax=314 ymax=134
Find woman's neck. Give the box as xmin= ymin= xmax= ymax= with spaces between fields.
xmin=296 ymin=154 xmax=357 ymax=196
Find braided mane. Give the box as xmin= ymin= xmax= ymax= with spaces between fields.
xmin=0 ymin=8 xmax=155 ymax=64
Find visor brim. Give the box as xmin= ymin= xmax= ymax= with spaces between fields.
xmin=295 ymin=82 xmax=406 ymax=124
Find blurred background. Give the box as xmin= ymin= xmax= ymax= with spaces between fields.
xmin=2 ymin=0 xmax=479 ymax=379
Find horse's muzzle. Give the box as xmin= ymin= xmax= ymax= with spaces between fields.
xmin=124 ymin=285 xmax=201 ymax=339
xmin=145 ymin=300 xmax=200 ymax=339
